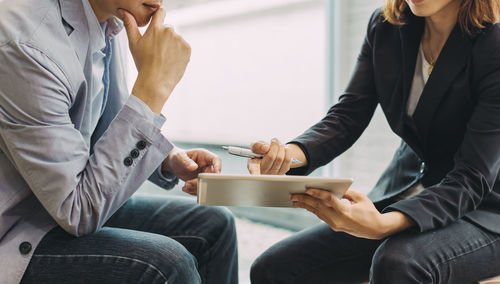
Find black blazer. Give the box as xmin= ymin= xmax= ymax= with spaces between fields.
xmin=289 ymin=9 xmax=500 ymax=234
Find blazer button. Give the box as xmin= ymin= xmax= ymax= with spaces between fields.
xmin=420 ymin=162 xmax=426 ymax=174
xmin=124 ymin=157 xmax=133 ymax=167
xmin=19 ymin=242 xmax=32 ymax=255
xmin=136 ymin=140 xmax=147 ymax=150
xmin=130 ymin=149 xmax=140 ymax=159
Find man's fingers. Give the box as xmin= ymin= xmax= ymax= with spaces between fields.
xmin=212 ymin=157 xmax=222 ymax=173
xmin=182 ymin=179 xmax=198 ymax=196
xmin=150 ymin=8 xmax=167 ymax=28
xmin=119 ymin=9 xmax=141 ymax=45
xmin=181 ymin=151 xmax=198 ymax=171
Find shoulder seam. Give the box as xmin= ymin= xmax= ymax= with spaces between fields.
xmin=17 ymin=42 xmax=75 ymax=103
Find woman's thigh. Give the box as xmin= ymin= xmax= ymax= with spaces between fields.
xmin=21 ymin=226 xmax=200 ymax=284
xmin=251 ymin=223 xmax=383 ymax=284
xmin=371 ymin=219 xmax=500 ymax=284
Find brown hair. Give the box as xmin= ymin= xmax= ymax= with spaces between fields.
xmin=382 ymin=0 xmax=500 ymax=35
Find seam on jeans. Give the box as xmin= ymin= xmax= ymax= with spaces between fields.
xmin=432 ymin=236 xmax=500 ymax=280
xmin=290 ymin=251 xmax=375 ymax=284
xmin=31 ymin=254 xmax=168 ymax=281
xmin=171 ymin=235 xmax=211 ymax=281
xmin=170 ymin=235 xmax=209 ymax=244
xmin=170 ymin=236 xmax=210 ymax=262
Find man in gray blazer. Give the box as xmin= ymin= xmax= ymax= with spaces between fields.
xmin=0 ymin=0 xmax=238 ymax=283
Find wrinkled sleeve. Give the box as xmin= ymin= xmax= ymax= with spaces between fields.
xmin=0 ymin=42 xmax=173 ymax=236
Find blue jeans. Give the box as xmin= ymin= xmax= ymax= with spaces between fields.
xmin=21 ymin=195 xmax=238 ymax=284
xmin=251 ymin=218 xmax=500 ymax=283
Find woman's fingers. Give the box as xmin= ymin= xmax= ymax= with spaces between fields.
xmin=342 ymin=189 xmax=366 ymax=203
xmin=304 ymin=188 xmax=346 ymax=210
xmin=278 ymin=146 xmax=293 ymax=175
xmin=247 ymin=158 xmax=261 ymax=175
xmin=249 ymin=138 xmax=293 ymax=175
xmin=260 ymin=138 xmax=279 ymax=173
xmin=291 ymin=194 xmax=332 ymax=213
xmin=250 ymin=141 xmax=270 ymax=155
xmin=269 ymin=141 xmax=285 ymax=173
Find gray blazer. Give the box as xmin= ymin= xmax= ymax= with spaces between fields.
xmin=0 ymin=0 xmax=177 ymax=282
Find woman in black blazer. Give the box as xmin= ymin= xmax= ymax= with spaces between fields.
xmin=248 ymin=0 xmax=500 ymax=283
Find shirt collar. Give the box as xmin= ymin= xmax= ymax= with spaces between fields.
xmin=81 ymin=0 xmax=124 ymax=53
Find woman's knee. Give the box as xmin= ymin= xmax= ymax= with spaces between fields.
xmin=250 ymin=244 xmax=290 ymax=283
xmin=250 ymin=251 xmax=275 ymax=283
xmin=371 ymin=236 xmax=431 ymax=283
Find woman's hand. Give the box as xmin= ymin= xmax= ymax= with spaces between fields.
xmin=247 ymin=138 xmax=306 ymax=175
xmin=291 ymin=188 xmax=415 ymax=239
xmin=162 ymin=147 xmax=221 ymax=196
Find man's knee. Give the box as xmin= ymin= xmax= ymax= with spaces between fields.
xmin=371 ymin=236 xmax=431 ymax=283
xmin=134 ymin=234 xmax=201 ymax=284
xmin=205 ymin=206 xmax=236 ymax=241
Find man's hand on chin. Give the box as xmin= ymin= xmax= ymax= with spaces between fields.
xmin=162 ymin=147 xmax=222 ymax=196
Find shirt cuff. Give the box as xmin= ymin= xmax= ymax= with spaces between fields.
xmin=127 ymin=94 xmax=166 ymax=129
xmin=148 ymin=164 xmax=179 ymax=190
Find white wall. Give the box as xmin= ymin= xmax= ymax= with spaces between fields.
xmin=122 ymin=0 xmax=401 ymax=193
xmin=125 ymin=0 xmax=326 ymax=145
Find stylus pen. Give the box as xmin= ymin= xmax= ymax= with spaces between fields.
xmin=222 ymin=146 xmax=302 ymax=165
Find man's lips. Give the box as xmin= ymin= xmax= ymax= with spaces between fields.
xmin=143 ymin=3 xmax=161 ymax=12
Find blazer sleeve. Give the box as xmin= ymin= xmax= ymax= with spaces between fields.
xmin=384 ymin=25 xmax=500 ymax=232
xmin=0 ymin=42 xmax=173 ymax=237
xmin=288 ymin=9 xmax=381 ymax=175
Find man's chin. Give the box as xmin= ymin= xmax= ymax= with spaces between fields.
xmin=136 ymin=15 xmax=153 ymax=27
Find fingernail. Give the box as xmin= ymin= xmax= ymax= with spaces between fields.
xmin=272 ymin=138 xmax=278 ymax=143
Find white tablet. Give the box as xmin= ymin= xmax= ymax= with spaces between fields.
xmin=197 ymin=173 xmax=353 ymax=207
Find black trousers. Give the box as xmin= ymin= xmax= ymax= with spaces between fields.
xmin=250 ymin=218 xmax=500 ymax=284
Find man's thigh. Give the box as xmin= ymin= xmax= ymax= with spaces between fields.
xmin=105 ymin=194 xmax=234 ymax=260
xmin=21 ymin=226 xmax=200 ymax=284
xmin=371 ymin=219 xmax=500 ymax=283
xmin=251 ymin=223 xmax=383 ymax=284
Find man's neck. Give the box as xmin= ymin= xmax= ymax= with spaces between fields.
xmin=88 ymin=0 xmax=112 ymax=23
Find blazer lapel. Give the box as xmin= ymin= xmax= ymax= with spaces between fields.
xmin=399 ymin=16 xmax=425 ymax=115
xmin=59 ymin=0 xmax=89 ymax=68
xmin=397 ymin=14 xmax=425 ymax=156
xmin=412 ymin=24 xmax=473 ymax=149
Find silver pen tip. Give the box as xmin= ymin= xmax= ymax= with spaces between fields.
xmin=222 ymin=146 xmax=229 ymax=150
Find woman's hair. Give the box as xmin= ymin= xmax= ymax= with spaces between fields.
xmin=382 ymin=0 xmax=500 ymax=34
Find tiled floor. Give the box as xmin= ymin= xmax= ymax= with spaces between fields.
xmin=234 ymin=217 xmax=293 ymax=284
